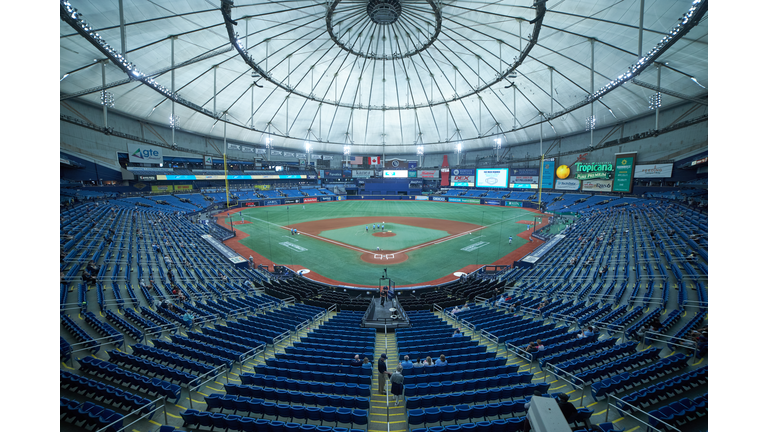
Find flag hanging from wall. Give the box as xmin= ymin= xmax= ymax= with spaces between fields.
xmin=350 ymin=156 xmax=363 ymax=164
xmin=369 ymin=156 xmax=380 ymax=165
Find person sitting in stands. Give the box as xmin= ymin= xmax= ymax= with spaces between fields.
xmin=524 ymin=341 xmax=537 ymax=352
xmin=400 ymin=355 xmax=414 ymax=369
xmin=577 ymin=326 xmax=595 ymax=339
xmin=556 ymin=393 xmax=579 ymax=424
xmin=453 ymin=329 xmax=462 ymax=338
xmin=361 ymin=357 xmax=371 ymax=370
xmin=422 ymin=356 xmax=434 ymax=367
xmin=182 ymin=311 xmax=195 ymax=328
xmin=86 ymin=260 xmax=100 ymax=274
xmin=82 ymin=269 xmax=97 ymax=284
xmin=536 ymin=339 xmax=546 ymax=351
xmin=351 ymin=355 xmax=363 ymax=367
xmin=687 ymin=251 xmax=697 ymax=262
xmin=434 ymin=354 xmax=448 ymax=366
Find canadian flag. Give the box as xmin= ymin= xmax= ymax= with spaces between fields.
xmin=369 ymin=156 xmax=380 ymax=165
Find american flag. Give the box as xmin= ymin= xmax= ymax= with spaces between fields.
xmin=350 ymin=156 xmax=363 ymax=164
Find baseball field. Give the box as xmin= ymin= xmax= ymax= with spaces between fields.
xmin=219 ymin=200 xmax=546 ymax=287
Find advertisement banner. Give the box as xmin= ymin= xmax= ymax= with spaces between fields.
xmin=128 ymin=144 xmax=163 ymax=164
xmin=633 ymin=163 xmax=673 ymax=178
xmin=265 ymin=199 xmax=281 ymax=206
xmin=173 ymin=185 xmax=193 ymax=191
xmin=319 ymin=196 xmax=333 ymax=201
xmin=448 ymin=198 xmax=481 ymax=204
xmin=322 ymin=155 xmax=334 ymax=160
xmin=242 ymin=146 xmax=255 ymax=153
xmin=157 ymin=175 xmax=195 ymax=180
xmin=137 ymin=175 xmax=156 ymax=182
xmin=337 ymin=196 xmax=347 ymax=201
xmin=384 ymin=170 xmax=408 ymax=178
xmin=255 ymin=148 xmax=267 ymax=154
xmin=509 ymin=176 xmax=539 ymax=184
xmin=555 ymin=179 xmax=581 ymax=190
xmin=511 ymin=183 xmax=537 ymax=189
xmin=325 ymin=170 xmax=343 ymax=177
xmin=451 ymin=175 xmax=475 ymax=187
xmin=485 ymin=200 xmax=502 ymax=206
xmin=254 ymin=185 xmax=272 ymax=190
xmin=582 ymin=179 xmax=614 ymax=192
xmin=432 ymin=196 xmax=446 ymax=202
xmin=353 ymin=170 xmax=374 ymax=177
xmin=385 ymin=158 xmax=408 ymax=168
xmin=510 ymin=168 xmax=538 ymax=176
xmin=311 ymin=154 xmax=322 ymax=160
xmin=451 ymin=168 xmax=475 ymax=176
xmin=541 ymin=158 xmax=556 ymax=189
xmin=415 ymin=196 xmax=430 ymax=201
xmin=612 ymin=154 xmax=637 ymax=193
xmin=283 ymin=151 xmax=295 ymax=158
xmin=408 ymin=161 xmax=418 ymax=169
xmin=476 ymin=168 xmax=509 ymax=188
xmin=296 ymin=153 xmax=306 ymax=159
xmin=271 ymin=150 xmax=282 ymax=156
xmin=285 ymin=198 xmax=300 ymax=204
xmin=204 ymin=156 xmax=213 ymax=165
xmin=151 ymin=185 xmax=174 ymax=192
xmin=242 ymin=202 xmax=258 ymax=207
xmin=227 ymin=143 xmax=241 ymax=151
xmin=505 ymin=201 xmax=523 ymax=207
xmin=303 ymin=197 xmax=318 ymax=203
xmin=419 ymin=169 xmax=440 ymax=179
xmin=408 ymin=171 xmax=417 ymax=178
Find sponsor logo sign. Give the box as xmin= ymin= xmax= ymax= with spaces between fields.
xmin=384 ymin=170 xmax=408 ymax=178
xmin=128 ymin=145 xmax=163 ymax=164
xmin=242 ymin=202 xmax=257 ymax=207
xmin=432 ymin=196 xmax=446 ymax=201
xmin=541 ymin=157 xmax=556 ymax=189
xmin=612 ymin=155 xmax=636 ymax=193
xmin=415 ymin=196 xmax=430 ymax=201
xmin=448 ymin=198 xmax=481 ymax=204
xmin=452 ymin=169 xmax=475 ymax=176
xmin=485 ymin=200 xmax=501 ymax=206
xmin=337 ymin=196 xmax=346 ymax=201
xmin=509 ymin=176 xmax=538 ymax=183
xmin=510 ymin=168 xmax=538 ymax=176
xmin=352 ymin=170 xmax=374 ymax=177
xmin=285 ymin=199 xmax=300 ymax=204
xmin=303 ymin=197 xmax=318 ymax=203
xmin=325 ymin=170 xmax=343 ymax=177
xmin=511 ymin=183 xmax=537 ymax=189
xmin=476 ymin=168 xmax=509 ymax=188
xmin=573 ymin=162 xmax=614 ymax=180
xmin=633 ymin=163 xmax=673 ymax=178
xmin=265 ymin=200 xmax=281 ymax=206
xmin=319 ymin=196 xmax=333 ymax=201
xmin=419 ymin=170 xmax=440 ymax=178
xmin=138 ymin=175 xmax=156 ymax=181
xmin=582 ymin=179 xmax=614 ymax=192
xmin=505 ymin=201 xmax=522 ymax=207
xmin=150 ymin=185 xmax=173 ymax=192
xmin=555 ymin=179 xmax=581 ymax=190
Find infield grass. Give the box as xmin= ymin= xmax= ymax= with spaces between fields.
xmin=320 ymin=223 xmax=449 ymax=251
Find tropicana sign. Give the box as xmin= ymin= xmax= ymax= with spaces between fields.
xmin=573 ymin=162 xmax=613 ymax=180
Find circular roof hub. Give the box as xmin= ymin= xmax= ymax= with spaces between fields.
xmin=367 ymin=0 xmax=401 ymax=25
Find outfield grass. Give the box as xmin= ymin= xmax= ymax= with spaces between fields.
xmin=236 ymin=201 xmax=537 ymax=286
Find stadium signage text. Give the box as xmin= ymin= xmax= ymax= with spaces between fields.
xmin=573 ymin=162 xmax=613 ymax=180
xmin=303 ymin=197 xmax=318 ymax=203
xmin=432 ymin=197 xmax=446 ymax=201
xmin=505 ymin=201 xmax=523 ymax=207
xmin=415 ymin=196 xmax=430 ymax=200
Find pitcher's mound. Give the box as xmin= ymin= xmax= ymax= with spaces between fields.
xmin=373 ymin=231 xmax=396 ymax=237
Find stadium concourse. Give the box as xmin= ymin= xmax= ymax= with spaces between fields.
xmin=59 ymin=187 xmax=707 ymax=432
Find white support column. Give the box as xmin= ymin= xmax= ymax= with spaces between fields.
xmin=638 ymin=0 xmax=645 ymax=59
xmin=101 ymin=61 xmax=108 ymax=128
xmin=655 ymin=65 xmax=661 ymax=130
xmin=171 ymin=36 xmax=176 ymax=146
xmin=118 ymin=0 xmax=127 ymax=57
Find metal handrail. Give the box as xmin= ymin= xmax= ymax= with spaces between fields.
xmin=604 ymin=394 xmax=680 ymax=432
xmin=543 ymin=363 xmax=587 ymax=406
xmin=504 ymin=341 xmax=533 ymax=364
xmin=237 ymin=343 xmax=266 ymax=374
xmin=682 ymin=299 xmax=708 ymax=309
xmin=432 ymin=303 xmax=443 ymax=312
xmin=327 ymin=304 xmax=338 ymax=313
xmin=182 ymin=364 xmax=227 ymax=407
xmin=94 ymin=396 xmax=166 ymax=432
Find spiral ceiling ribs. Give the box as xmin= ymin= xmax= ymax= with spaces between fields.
xmin=60 ymin=0 xmax=708 ymax=155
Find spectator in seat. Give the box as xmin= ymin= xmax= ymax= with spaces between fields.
xmin=435 ymin=354 xmax=448 ymax=366
xmin=536 ymin=339 xmax=546 ymax=351
xmin=362 ymin=357 xmax=371 ymax=370
xmin=400 ymin=355 xmax=414 ymax=369
xmin=82 ymin=269 xmax=97 ymax=284
xmin=351 ymin=355 xmax=363 ymax=367
xmin=453 ymin=329 xmax=462 ymax=338
xmin=422 ymin=357 xmax=434 ymax=367
xmin=87 ymin=260 xmax=100 ymax=274
xmin=524 ymin=341 xmax=537 ymax=352
xmin=182 ymin=311 xmax=195 ymax=328
xmin=556 ymin=393 xmax=579 ymax=424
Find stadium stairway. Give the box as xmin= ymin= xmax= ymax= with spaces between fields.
xmin=371 ymin=330 xmax=406 ymax=432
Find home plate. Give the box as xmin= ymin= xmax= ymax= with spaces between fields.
xmin=298 ymin=269 xmax=311 ymax=275
xmin=453 ymin=272 xmax=467 ymax=277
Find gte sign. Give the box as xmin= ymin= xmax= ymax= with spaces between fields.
xmin=573 ymin=162 xmax=613 ymax=180
xmin=128 ymin=145 xmax=163 ymax=164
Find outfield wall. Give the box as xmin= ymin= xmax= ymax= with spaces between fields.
xmin=236 ymin=194 xmax=536 ymax=209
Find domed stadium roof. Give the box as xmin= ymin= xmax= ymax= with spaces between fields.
xmin=60 ymin=0 xmax=708 ymax=155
